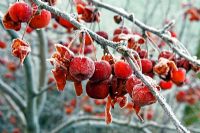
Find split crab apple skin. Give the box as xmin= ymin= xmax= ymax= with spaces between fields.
xmin=86 ymin=79 xmax=110 ymax=99
xmin=114 ymin=61 xmax=133 ymax=79
xmin=2 ymin=11 xmax=21 ymax=31
xmin=125 ymin=76 xmax=142 ymax=96
xmin=11 ymin=38 xmax=31 ymax=64
xmin=29 ymin=9 xmax=51 ymax=29
xmin=69 ymin=56 xmax=95 ymax=81
xmin=132 ymin=85 xmax=157 ymax=107
xmin=170 ymin=68 xmax=186 ymax=85
xmin=52 ymin=67 xmax=67 ymax=91
xmin=9 ymin=2 xmax=32 ymax=23
xmin=90 ymin=60 xmax=112 ymax=82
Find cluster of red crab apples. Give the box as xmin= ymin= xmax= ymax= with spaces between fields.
xmin=49 ymin=40 xmax=188 ymax=122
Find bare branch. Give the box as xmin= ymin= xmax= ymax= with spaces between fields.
xmin=90 ymin=0 xmax=200 ymax=66
xmin=50 ymin=116 xmax=200 ymax=133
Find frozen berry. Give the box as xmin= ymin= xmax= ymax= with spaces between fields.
xmin=159 ymin=80 xmax=173 ymax=90
xmin=141 ymin=59 xmax=153 ymax=73
xmin=86 ymin=80 xmax=109 ymax=99
xmin=69 ymin=56 xmax=95 ymax=81
xmin=114 ymin=61 xmax=133 ymax=79
xmin=170 ymin=68 xmax=186 ymax=85
xmin=90 ymin=60 xmax=112 ymax=82
xmin=132 ymin=85 xmax=157 ymax=106
xmin=29 ymin=9 xmax=51 ymax=29
xmin=9 ymin=2 xmax=32 ymax=22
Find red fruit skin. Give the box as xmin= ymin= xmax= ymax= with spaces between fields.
xmin=114 ymin=61 xmax=133 ymax=79
xmin=158 ymin=51 xmax=175 ymax=60
xmin=96 ymin=31 xmax=109 ymax=39
xmin=52 ymin=68 xmax=67 ymax=91
xmin=76 ymin=4 xmax=85 ymax=14
xmin=29 ymin=9 xmax=51 ymax=29
xmin=56 ymin=16 xmax=77 ymax=30
xmin=90 ymin=60 xmax=112 ymax=82
xmin=9 ymin=2 xmax=32 ymax=22
xmin=69 ymin=56 xmax=95 ymax=81
xmin=125 ymin=76 xmax=142 ymax=96
xmin=132 ymin=85 xmax=157 ymax=106
xmin=141 ymin=59 xmax=153 ymax=73
xmin=170 ymin=68 xmax=186 ymax=85
xmin=159 ymin=80 xmax=173 ymax=90
xmin=86 ymin=80 xmax=109 ymax=99
xmin=2 ymin=11 xmax=21 ymax=31
xmin=113 ymin=27 xmax=129 ymax=35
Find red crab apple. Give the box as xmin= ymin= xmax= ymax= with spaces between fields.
xmin=69 ymin=56 xmax=95 ymax=81
xmin=141 ymin=59 xmax=153 ymax=73
xmin=114 ymin=61 xmax=133 ymax=79
xmin=132 ymin=84 xmax=157 ymax=107
xmin=90 ymin=60 xmax=112 ymax=82
xmin=29 ymin=9 xmax=51 ymax=29
xmin=9 ymin=2 xmax=32 ymax=22
xmin=159 ymin=80 xmax=173 ymax=90
xmin=86 ymin=79 xmax=109 ymax=99
xmin=170 ymin=68 xmax=186 ymax=85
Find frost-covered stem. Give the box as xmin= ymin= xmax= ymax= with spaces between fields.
xmin=50 ymin=116 xmax=200 ymax=133
xmin=36 ymin=30 xmax=48 ymax=116
xmin=3 ymin=94 xmax=27 ymax=127
xmin=30 ymin=0 xmax=189 ymax=132
xmin=89 ymin=0 xmax=200 ymax=66
xmin=24 ymin=56 xmax=40 ymax=133
xmin=35 ymin=82 xmax=56 ymax=97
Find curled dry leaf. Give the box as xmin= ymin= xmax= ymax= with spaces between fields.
xmin=11 ymin=38 xmax=31 ymax=64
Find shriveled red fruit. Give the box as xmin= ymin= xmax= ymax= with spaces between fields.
xmin=9 ymin=2 xmax=32 ymax=22
xmin=158 ymin=51 xmax=175 ymax=60
xmin=114 ymin=61 xmax=132 ymax=79
xmin=69 ymin=56 xmax=95 ymax=81
xmin=52 ymin=67 xmax=67 ymax=91
xmin=101 ymin=54 xmax=115 ymax=64
xmin=11 ymin=38 xmax=31 ymax=64
xmin=29 ymin=9 xmax=51 ymax=29
xmin=176 ymin=91 xmax=186 ymax=102
xmin=170 ymin=68 xmax=186 ymax=85
xmin=2 ymin=11 xmax=21 ymax=31
xmin=138 ymin=49 xmax=147 ymax=59
xmin=86 ymin=79 xmax=109 ymax=99
xmin=141 ymin=59 xmax=153 ymax=73
xmin=0 ymin=41 xmax=6 ymax=49
xmin=132 ymin=85 xmax=157 ymax=106
xmin=159 ymin=80 xmax=173 ymax=90
xmin=96 ymin=31 xmax=108 ymax=39
xmin=90 ymin=60 xmax=112 ymax=82
xmin=125 ymin=76 xmax=142 ymax=96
